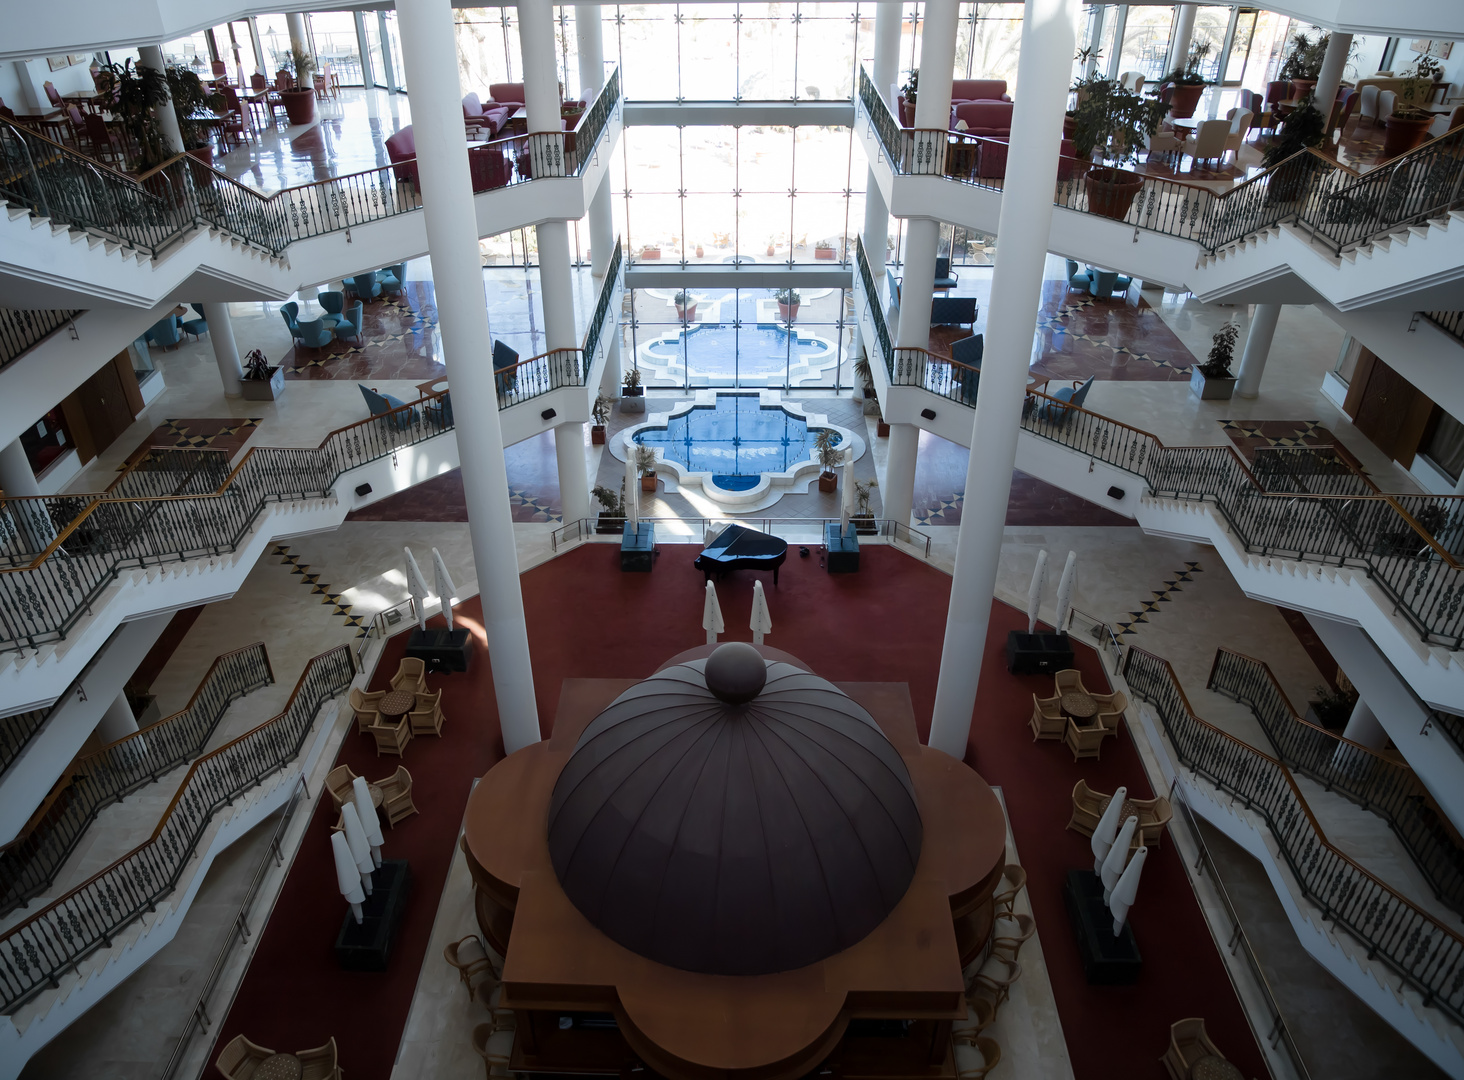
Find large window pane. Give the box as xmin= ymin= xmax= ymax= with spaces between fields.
xmin=681 ymin=5 xmax=739 ymax=100
xmin=623 ymin=127 xmax=681 ymax=193
xmin=1117 ymin=6 xmax=1176 ymax=83
xmin=739 ymin=126 xmax=793 ymax=193
xmin=631 ymin=193 xmax=683 ymax=261
xmin=310 ymin=13 xmax=362 ymax=86
xmin=968 ymin=4 xmax=1025 ymax=94
xmin=617 ymin=8 xmax=679 ymax=99
xmin=256 ymin=15 xmax=294 ymax=76
xmin=739 ymin=15 xmax=796 ymax=100
xmin=740 ymin=194 xmax=793 ymax=262
xmin=684 ymin=195 xmax=738 ymax=263
xmin=796 ymin=4 xmax=860 ymax=101
xmin=682 ymin=127 xmax=738 ymax=193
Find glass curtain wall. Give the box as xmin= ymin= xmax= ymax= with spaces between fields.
xmin=309 ymin=13 xmax=364 ymax=85
xmin=255 ymin=14 xmax=294 ymax=77
xmin=210 ymin=21 xmax=258 ymax=81
xmin=1116 ymin=6 xmax=1178 ymax=82
xmin=161 ymin=31 xmax=212 ymax=71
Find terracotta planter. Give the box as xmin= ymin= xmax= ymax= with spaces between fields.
xmin=818 ymin=471 xmax=837 ymax=493
xmin=815 ymin=246 xmax=836 ymax=260
xmin=766 ymin=244 xmax=776 ymax=257
xmin=877 ymin=420 xmax=890 ymax=437
xmin=641 ymin=247 xmax=661 ymax=260
xmin=1084 ymin=167 xmax=1144 ymax=221
xmin=777 ymin=302 xmax=800 ymax=322
xmin=591 ymin=424 xmax=606 ymax=445
xmin=695 ymin=245 xmax=704 ymax=258
xmin=676 ymin=304 xmax=696 ymax=323
xmin=1383 ymin=115 xmax=1431 ymax=159
xmin=187 ymin=145 xmax=213 ymax=167
xmin=1289 ymin=79 xmax=1317 ymax=102
xmin=640 ymin=473 xmax=657 ymax=493
xmin=1167 ymin=83 xmax=1205 ymax=119
xmin=281 ymin=88 xmax=316 ymax=125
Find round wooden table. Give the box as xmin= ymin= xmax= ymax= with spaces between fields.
xmin=1191 ymin=1055 xmax=1244 ymax=1080
xmin=1060 ymin=691 xmax=1098 ymax=719
xmin=378 ymin=689 xmax=416 ymax=720
xmin=255 ymin=1053 xmax=303 ymax=1080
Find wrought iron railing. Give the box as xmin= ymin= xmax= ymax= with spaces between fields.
xmin=0 ymin=68 xmax=622 ymax=261
xmin=0 ymin=642 xmax=273 ymax=916
xmin=1124 ymin=645 xmax=1464 ymax=1025
xmin=1424 ymin=311 xmax=1464 ymax=345
xmin=855 ymin=65 xmax=1464 ymax=258
xmin=581 ymin=238 xmax=624 ymax=376
xmin=1208 ymin=647 xmax=1464 ymax=917
xmin=0 ymin=644 xmax=353 ymax=1014
xmin=0 ymin=308 xmax=79 ymax=370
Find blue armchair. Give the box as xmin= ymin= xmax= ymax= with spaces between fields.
xmin=294 ymin=317 xmax=333 ymax=350
xmin=1065 ymin=259 xmax=1092 ymax=292
xmin=334 ymin=301 xmax=364 ymax=343
xmin=181 ymin=302 xmax=208 ymax=340
xmin=279 ymin=301 xmax=301 ymax=339
xmin=146 ymin=315 xmax=183 ymax=350
xmin=492 ymin=340 xmax=519 ymax=395
xmin=423 ymin=390 xmax=453 ymax=428
xmin=359 ymin=384 xmax=418 ymax=430
xmin=1089 ymin=268 xmax=1133 ymax=300
xmin=318 ymin=290 xmax=345 ymax=326
xmin=933 ymin=256 xmax=959 ymax=291
xmin=952 ymin=334 xmax=983 ymax=406
xmin=929 ymin=296 xmax=978 ymax=326
xmin=347 ymin=271 xmax=381 ymax=301
xmin=379 ymin=262 xmax=407 ymax=297
xmin=1037 ymin=375 xmax=1095 ymax=424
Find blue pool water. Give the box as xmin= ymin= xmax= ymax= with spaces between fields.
xmin=633 ymin=394 xmax=833 ymax=487
xmin=641 ymin=295 xmax=834 ymax=379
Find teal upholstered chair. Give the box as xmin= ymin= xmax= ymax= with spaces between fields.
xmin=379 ymin=262 xmax=407 ymax=297
xmin=294 ymin=317 xmax=333 ymax=350
xmin=424 ymin=390 xmax=453 ymax=429
xmin=358 ymin=384 xmax=418 ymax=430
xmin=952 ymin=334 xmax=983 ymax=407
xmin=492 ymin=340 xmax=519 ymax=395
xmin=933 ymin=256 xmax=959 ymax=291
xmin=1088 ymin=268 xmax=1133 ymax=300
xmin=334 ymin=301 xmax=364 ymax=343
xmin=1064 ymin=259 xmax=1092 ymax=292
xmin=181 ymin=303 xmax=208 ymax=340
xmin=279 ymin=302 xmax=301 ymax=339
xmin=347 ymin=271 xmax=381 ymax=300
xmin=318 ymin=291 xmax=345 ymax=325
xmin=1036 ymin=375 xmax=1095 ymax=424
xmin=146 ymin=315 xmax=183 ymax=350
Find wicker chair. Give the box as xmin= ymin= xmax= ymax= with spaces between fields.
xmin=1029 ymin=693 xmax=1066 ymax=741
xmin=215 ymin=1034 xmax=274 ymax=1079
xmin=349 ymin=686 xmax=385 ymax=734
xmin=992 ymin=863 xmax=1026 ymax=915
xmin=1066 ymin=778 xmax=1105 ymax=837
xmin=1161 ymin=1018 xmax=1224 ymax=1080
xmin=968 ymin=955 xmax=1021 ymax=1010
xmin=1054 ymin=669 xmax=1087 ymax=696
xmin=410 ymin=688 xmax=445 ymax=736
xmin=391 ymin=656 xmax=427 ymax=694
xmin=1091 ymin=689 xmax=1128 ymax=713
xmin=297 ymin=1037 xmax=341 ymax=1080
xmin=325 ymin=764 xmax=362 ymax=809
xmin=953 ymin=1036 xmax=1001 ymax=1080
xmin=952 ymin=995 xmax=995 ymax=1040
xmin=1063 ymin=717 xmax=1109 ymax=761
xmin=376 ymin=766 xmax=419 ymax=827
xmin=369 ymin=714 xmax=412 ymax=757
xmin=445 ymin=933 xmax=499 ymax=1001
xmin=473 ymin=1020 xmax=515 ymax=1078
xmin=1138 ymin=795 xmax=1174 ymax=848
xmin=991 ymin=912 xmax=1036 ymax=962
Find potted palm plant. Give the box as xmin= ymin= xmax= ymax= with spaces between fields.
xmin=1160 ymin=43 xmax=1213 ymax=119
xmin=814 ymin=429 xmax=840 ymax=493
xmin=1070 ymin=78 xmax=1167 ymax=220
xmin=281 ymin=48 xmax=317 ymax=125
xmin=167 ymin=65 xmax=225 ymax=166
xmin=853 ymin=478 xmax=878 ymax=534
xmin=96 ymin=60 xmax=170 ymax=170
xmin=1384 ymin=57 xmax=1442 ymax=158
xmin=240 ymin=349 xmax=285 ymax=400
xmin=590 ymin=393 xmax=612 ymax=445
xmin=592 ymin=483 xmax=626 ymax=533
xmin=1262 ymin=96 xmax=1327 ymax=202
xmin=1190 ymin=321 xmax=1239 ymax=400
xmin=776 ymin=288 xmax=801 ymax=322
xmin=815 ymin=240 xmax=837 ymax=260
xmin=673 ymin=289 xmax=696 ymax=323
xmin=899 ymin=69 xmax=919 ymax=126
xmin=621 ymin=365 xmax=645 ymax=414
xmin=634 ymin=444 xmax=658 ymax=492
xmin=1278 ymin=32 xmax=1328 ymax=102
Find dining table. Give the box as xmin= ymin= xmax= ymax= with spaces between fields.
xmin=9 ymin=106 xmax=69 ymax=142
xmin=61 ymin=89 xmax=107 ymax=113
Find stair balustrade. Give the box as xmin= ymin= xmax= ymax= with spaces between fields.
xmin=1124 ymin=645 xmax=1464 ymax=1026
xmin=0 ymin=644 xmax=353 ymax=1014
xmin=0 ymin=309 xmax=79 ymax=371
xmin=1208 ymin=646 xmax=1464 ymax=917
xmin=1424 ymin=312 xmax=1464 ymax=345
xmin=0 ymin=642 xmax=273 ymax=916
xmin=857 ymin=65 xmax=1464 ymax=258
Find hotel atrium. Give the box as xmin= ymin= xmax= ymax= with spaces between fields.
xmin=1 ymin=1 xmax=1463 ymax=1079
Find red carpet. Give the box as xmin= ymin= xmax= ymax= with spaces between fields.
xmin=213 ymin=544 xmax=1268 ymax=1080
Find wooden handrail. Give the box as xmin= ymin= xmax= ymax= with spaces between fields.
xmin=1128 ymin=645 xmax=1464 ymax=946
xmin=133 ymin=152 xmax=191 ymax=183
xmin=0 ymin=645 xmax=351 ymax=940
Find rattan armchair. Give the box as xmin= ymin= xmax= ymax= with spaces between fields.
xmin=1066 ymin=778 xmax=1105 ymax=837
xmin=391 ymin=656 xmax=427 ymax=694
xmin=369 ymin=714 xmax=413 ymax=757
xmin=1161 ymin=1018 xmax=1223 ymax=1080
xmin=953 ymin=1035 xmax=1002 ymax=1080
xmin=349 ymin=686 xmax=385 ymax=733
xmin=410 ymin=688 xmax=445 ymax=736
xmin=326 ymin=764 xmax=361 ymax=809
xmin=375 ymin=765 xmax=419 ymax=827
xmin=1054 ymin=668 xmax=1087 ymax=696
xmin=215 ymin=1034 xmax=274 ymax=1079
xmin=1063 ymin=717 xmax=1109 ymax=761
xmin=445 ymin=933 xmax=499 ymax=1001
xmin=297 ymin=1036 xmax=341 ymax=1080
xmin=1137 ymin=795 xmax=1174 ymax=848
xmin=1091 ymin=688 xmax=1128 ymax=713
xmin=1029 ymin=693 xmax=1065 ymax=741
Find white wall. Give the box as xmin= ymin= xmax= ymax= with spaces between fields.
xmin=1392 ymin=39 xmax=1464 ymax=96
xmin=14 ymin=56 xmax=96 ymax=109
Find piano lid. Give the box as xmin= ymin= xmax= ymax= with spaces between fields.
xmin=700 ymin=524 xmax=788 ymax=559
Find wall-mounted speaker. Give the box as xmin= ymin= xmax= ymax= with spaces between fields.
xmin=355 ymin=483 xmax=372 ymax=497
xmin=541 ymin=408 xmax=557 ymax=420
xmin=1107 ymin=486 xmax=1125 ymax=500
xmin=920 ymin=408 xmax=936 ymax=420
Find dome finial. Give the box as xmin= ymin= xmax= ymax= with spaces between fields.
xmin=703 ymin=642 xmax=766 ymax=704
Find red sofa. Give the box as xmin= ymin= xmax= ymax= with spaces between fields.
xmin=469 ymin=144 xmax=512 ymax=191
xmin=952 ymin=100 xmax=1014 ymax=137
xmin=952 ymin=79 xmax=1010 ymax=103
xmin=463 ymin=92 xmax=510 ymax=136
xmin=489 ymin=82 xmax=526 ymax=109
xmin=385 ymin=127 xmax=418 ymax=188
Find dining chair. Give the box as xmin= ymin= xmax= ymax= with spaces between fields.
xmin=348 ymin=686 xmax=384 ymax=733
xmin=444 ymin=934 xmax=498 ymax=1001
xmin=1029 ymin=693 xmax=1065 ymax=741
xmin=409 ymin=689 xmax=444 ymax=736
xmin=296 ymin=1036 xmax=340 ymax=1080
xmin=473 ymin=1021 xmax=515 ymax=1078
xmin=369 ymin=715 xmax=412 ymax=757
xmin=992 ymin=863 xmax=1026 ymax=915
xmin=375 ymin=765 xmax=418 ymax=825
xmin=968 ymin=955 xmax=1022 ymax=1010
xmin=991 ymin=912 xmax=1036 ymax=961
xmin=216 ymin=1034 xmax=275 ymax=1080
xmin=1054 ymin=669 xmax=1086 ymax=696
xmin=953 ymin=1035 xmax=1001 ymax=1080
xmin=1182 ymin=118 xmax=1231 ymax=168
xmin=392 ymin=656 xmax=427 ymax=693
xmin=1063 ymin=717 xmax=1109 ymax=761
xmin=83 ymin=113 xmax=125 ymax=164
xmin=43 ymin=81 xmax=62 ymax=107
xmin=325 ymin=764 xmax=362 ymax=808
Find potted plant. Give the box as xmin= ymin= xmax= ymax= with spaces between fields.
xmin=621 ymin=365 xmax=645 ymax=414
xmin=673 ymin=289 xmax=696 ymax=323
xmin=694 ymin=243 xmax=705 ymax=258
xmin=1261 ymin=97 xmax=1327 ymax=202
xmin=1384 ymin=57 xmax=1442 ymax=158
xmin=1190 ymin=321 xmax=1239 ymax=400
xmin=814 ymin=429 xmax=840 ymax=493
xmin=1278 ymin=32 xmax=1328 ymax=102
xmin=167 ymin=65 xmax=225 ymax=166
xmin=1305 ymin=681 xmax=1357 ymax=732
xmin=874 ymin=400 xmax=890 ymax=438
xmin=776 ymin=288 xmax=801 ymax=322
xmin=815 ymin=240 xmax=837 ymax=260
xmin=240 ymin=348 xmax=284 ymax=400
xmin=641 ymin=245 xmax=661 ymax=260
xmin=281 ymin=47 xmax=317 ymax=125
xmin=766 ymin=236 xmax=777 ymax=257
xmin=96 ymin=60 xmax=171 ymax=170
xmin=590 ymin=393 xmax=612 ymax=445
xmin=592 ymin=483 xmax=626 ymax=533
xmin=634 ymin=444 xmax=658 ymax=492
xmin=899 ymin=69 xmax=919 ymax=126
xmin=1160 ymin=42 xmax=1213 ymax=119
xmin=853 ymin=355 xmax=874 ymax=402
xmin=1069 ymin=77 xmax=1166 ymax=220
xmin=853 ymin=478 xmax=878 ymax=534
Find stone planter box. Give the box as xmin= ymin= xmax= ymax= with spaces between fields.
xmin=240 ymin=366 xmax=285 ymax=401
xmin=1189 ymin=368 xmax=1234 ymax=400
xmin=621 ymin=387 xmax=646 ymax=414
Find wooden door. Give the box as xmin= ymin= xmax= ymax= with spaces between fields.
xmin=1350 ymin=355 xmax=1436 ymax=467
xmin=63 ymin=362 xmax=135 ymax=465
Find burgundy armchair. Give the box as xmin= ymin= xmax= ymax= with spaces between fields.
xmin=463 ymin=92 xmax=509 ymax=137
xmin=953 ymin=100 xmax=1014 ymax=137
xmin=469 ymin=145 xmax=512 ymax=191
xmin=385 ymin=126 xmax=419 ymax=188
xmin=951 ymin=79 xmax=1010 ymax=104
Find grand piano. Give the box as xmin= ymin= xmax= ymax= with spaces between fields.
xmin=694 ymin=524 xmax=788 ymax=585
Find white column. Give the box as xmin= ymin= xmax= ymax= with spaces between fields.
xmin=1084 ymin=6 xmax=1105 ymax=77
xmin=519 ymin=0 xmax=563 ymax=132
xmin=1314 ymin=32 xmax=1353 ymax=131
xmin=202 ymin=302 xmax=244 ymax=397
xmin=0 ymin=438 xmax=40 ymax=498
xmin=928 ymin=0 xmax=1081 ymax=760
xmin=1168 ymin=4 xmax=1197 ymax=76
xmin=575 ymin=4 xmax=605 ymax=97
xmin=1342 ymin=697 xmax=1387 ymax=751
xmin=1235 ymin=302 xmax=1281 ymax=399
xmin=599 ymin=332 xmax=623 ymax=397
xmin=286 ymin=12 xmax=311 ymax=63
xmin=137 ymin=45 xmax=185 ymax=156
xmin=95 ymin=691 xmax=140 ymax=745
xmin=1 ymin=436 xmax=55 ymax=551
xmin=396 ymin=0 xmax=541 ymax=753
xmin=588 ymin=178 xmax=615 ymax=278
xmin=377 ymin=12 xmax=398 ymax=91
xmin=882 ymin=422 xmax=919 ymax=529
xmin=355 ymin=12 xmax=377 ymax=89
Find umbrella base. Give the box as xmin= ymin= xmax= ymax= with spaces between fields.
xmin=335 ymin=859 xmax=412 ymax=971
xmin=1006 ymin=631 xmax=1074 ymax=675
xmin=1063 ymin=868 xmax=1142 ymax=984
xmin=406 ymin=628 xmax=474 ymax=673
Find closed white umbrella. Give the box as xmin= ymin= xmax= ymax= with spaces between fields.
xmin=1109 ymin=844 xmax=1149 ymax=935
xmin=341 ymin=802 xmax=375 ymax=895
xmin=1101 ymin=816 xmax=1139 ymax=901
xmin=1026 ymin=549 xmax=1049 ymax=634
xmin=1090 ymin=785 xmax=1128 ymax=875
xmin=403 ymin=547 xmax=432 ymax=632
xmin=351 ymin=776 xmax=384 ymax=868
xmin=703 ymin=581 xmax=724 ymax=644
xmin=1054 ymin=551 xmax=1077 ymax=634
xmin=431 ymin=547 xmax=458 ymax=633
xmin=751 ymin=580 xmax=772 ymax=645
xmin=841 ymin=450 xmax=855 ymax=531
xmin=331 ymin=831 xmax=365 ymax=923
xmin=625 ymin=454 xmax=639 ymax=530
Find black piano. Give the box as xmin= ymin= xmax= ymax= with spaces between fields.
xmin=694 ymin=525 xmax=788 ymax=585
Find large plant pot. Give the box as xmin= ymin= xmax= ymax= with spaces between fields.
xmin=1189 ymin=368 xmax=1235 ymax=400
xmin=1084 ymin=168 xmax=1144 ymax=221
xmin=187 ymin=145 xmax=213 ymax=167
xmin=818 ymin=471 xmax=837 ymax=493
xmin=240 ymin=366 xmax=285 ymax=401
xmin=640 ymin=473 xmax=657 ymax=493
xmin=590 ymin=424 xmax=606 ymax=445
xmin=1289 ymin=79 xmax=1317 ymax=102
xmin=1383 ymin=115 xmax=1431 ymax=159
xmin=1168 ymin=83 xmax=1205 ymax=119
xmin=282 ymin=88 xmax=316 ymax=125
xmin=778 ymin=302 xmax=800 ymax=322
xmin=620 ymin=386 xmax=645 ymax=415
xmin=675 ymin=304 xmax=696 ymax=323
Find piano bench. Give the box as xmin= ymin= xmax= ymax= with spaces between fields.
xmin=620 ymin=521 xmax=655 ymax=572
xmin=824 ymin=523 xmax=860 ymax=573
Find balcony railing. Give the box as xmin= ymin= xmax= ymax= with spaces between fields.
xmin=1208 ymin=647 xmax=1464 ymax=917
xmin=0 ymin=308 xmax=79 ymax=370
xmin=0 ymin=645 xmax=353 ymax=1014
xmin=1124 ymin=645 xmax=1464 ymax=1027
xmin=856 ymin=64 xmax=1464 ymax=258
xmin=0 ymin=68 xmax=621 ymax=262
xmin=0 ymin=642 xmax=274 ymax=916
xmin=1424 ymin=311 xmax=1464 ymax=345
